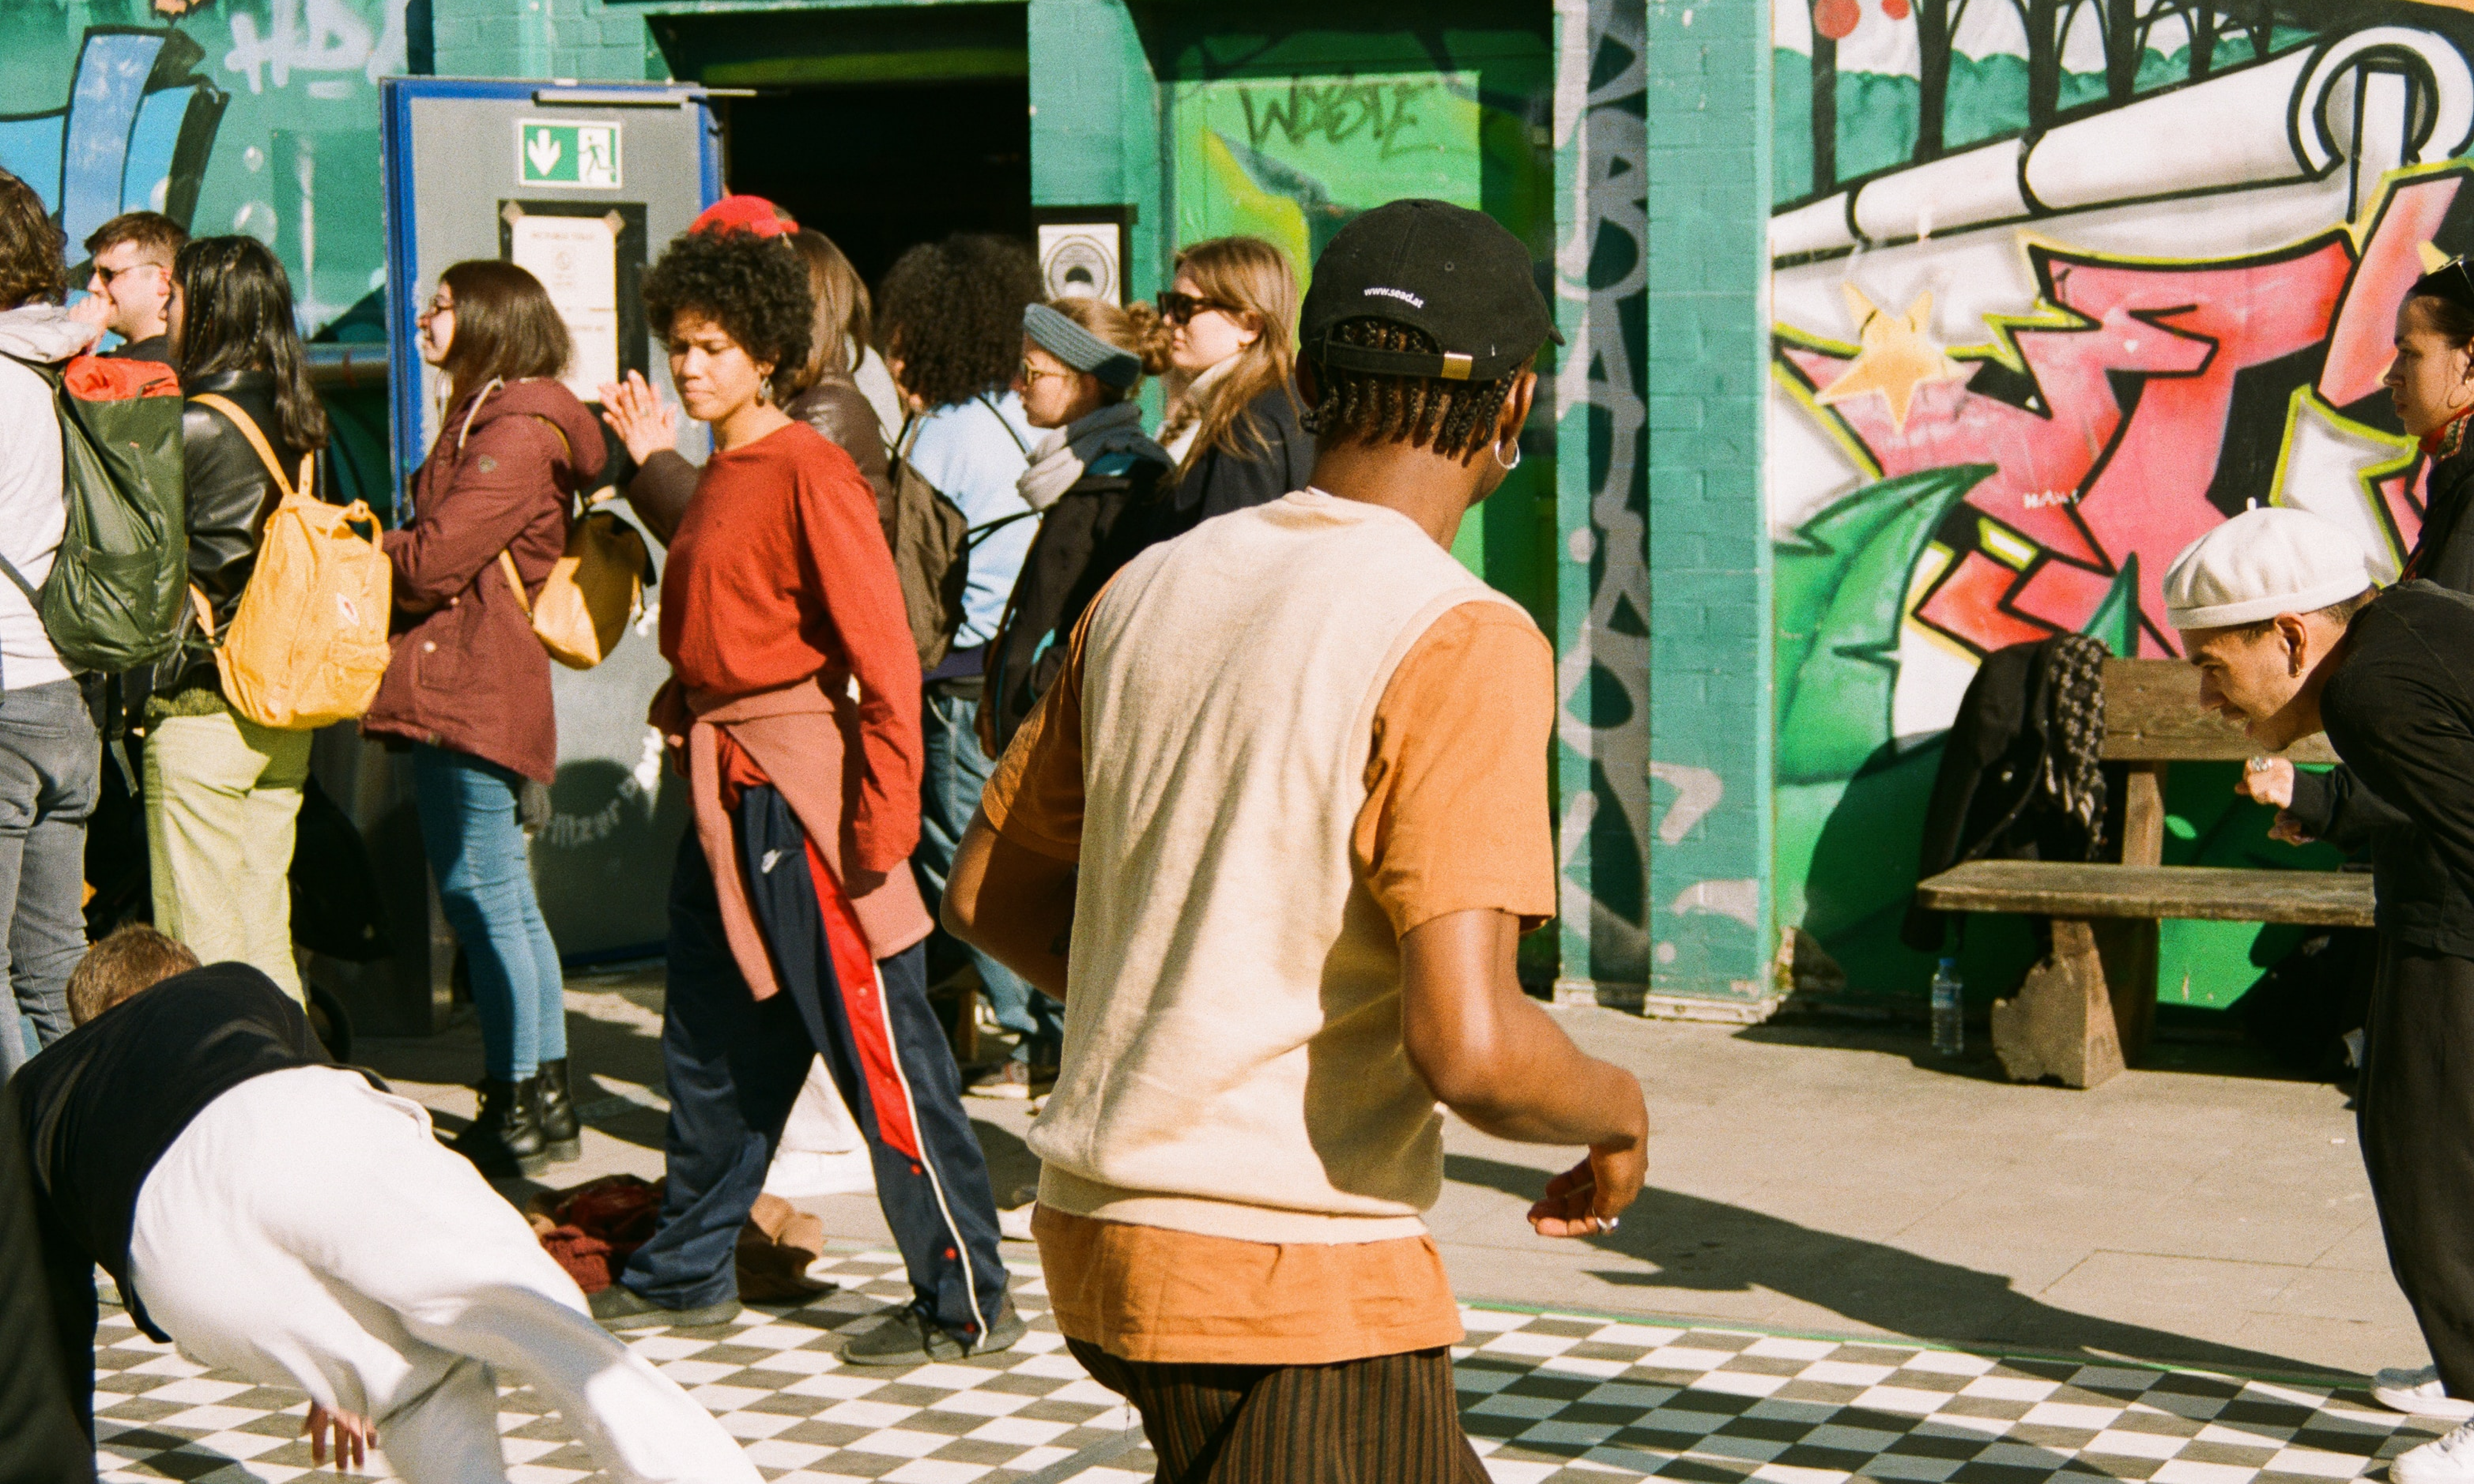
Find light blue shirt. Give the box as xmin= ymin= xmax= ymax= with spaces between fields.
xmin=907 ymin=390 xmax=1037 ymax=648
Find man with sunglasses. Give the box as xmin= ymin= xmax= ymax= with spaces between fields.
xmin=69 ymin=212 xmax=185 ymax=364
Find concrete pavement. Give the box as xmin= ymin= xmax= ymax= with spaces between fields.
xmin=369 ymin=969 xmax=2414 ymax=1384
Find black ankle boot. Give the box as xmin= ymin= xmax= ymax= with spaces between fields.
xmin=536 ymin=1058 xmax=581 ymax=1162
xmin=448 ymin=1077 xmax=548 ymax=1177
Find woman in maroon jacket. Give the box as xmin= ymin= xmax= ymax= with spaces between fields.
xmin=363 ymin=261 xmax=606 ymax=1177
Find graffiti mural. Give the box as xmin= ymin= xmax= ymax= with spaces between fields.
xmin=1769 ymin=0 xmax=2474 ymax=1005
xmin=1552 ymin=0 xmax=1652 ymax=994
xmin=0 ymin=2 xmax=403 ymax=337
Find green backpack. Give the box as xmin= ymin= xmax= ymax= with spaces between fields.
xmin=0 ymin=353 xmax=187 ymax=673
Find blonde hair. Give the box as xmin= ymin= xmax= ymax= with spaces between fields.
xmin=1173 ymin=236 xmax=1300 ymax=475
xmin=780 ymin=228 xmax=872 ymax=397
xmin=68 ymin=924 xmax=201 ymax=1026
xmin=1040 ymin=295 xmax=1174 ymax=404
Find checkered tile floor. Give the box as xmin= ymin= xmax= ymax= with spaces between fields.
xmin=92 ymin=1246 xmax=2444 ymax=1484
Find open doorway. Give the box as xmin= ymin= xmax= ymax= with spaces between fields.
xmin=718 ymin=81 xmax=1032 ymax=290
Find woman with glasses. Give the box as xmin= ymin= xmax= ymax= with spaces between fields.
xmin=364 ymin=261 xmax=607 ymax=1178
xmin=1151 ymin=235 xmax=1313 ymax=538
xmin=964 ymin=299 xmax=1174 ymax=1107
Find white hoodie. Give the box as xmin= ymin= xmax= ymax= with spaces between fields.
xmin=0 ymin=306 xmax=102 ymax=690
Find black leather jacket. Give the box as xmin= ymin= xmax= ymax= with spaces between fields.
xmin=1153 ymin=381 xmax=1314 ymax=542
xmin=156 ymin=368 xmax=322 ymax=699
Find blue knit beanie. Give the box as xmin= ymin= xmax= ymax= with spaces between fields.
xmin=1023 ymin=302 xmax=1141 ymax=390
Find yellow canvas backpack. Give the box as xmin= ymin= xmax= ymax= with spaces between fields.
xmin=186 ymin=393 xmax=392 ymax=730
xmin=494 ymin=415 xmax=652 ymax=671
xmin=497 ymin=504 xmax=651 ymax=670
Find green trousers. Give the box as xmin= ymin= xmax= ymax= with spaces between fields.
xmin=144 ymin=704 xmax=311 ymax=1004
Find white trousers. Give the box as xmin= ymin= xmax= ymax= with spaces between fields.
xmin=129 ymin=1067 xmax=759 ymax=1484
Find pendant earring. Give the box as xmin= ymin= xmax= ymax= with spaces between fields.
xmin=1491 ymin=438 xmax=1522 ymax=472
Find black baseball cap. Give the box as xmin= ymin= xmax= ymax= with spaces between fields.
xmin=1300 ymin=199 xmax=1561 ymax=383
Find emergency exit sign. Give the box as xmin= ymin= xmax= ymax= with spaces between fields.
xmin=516 ymin=121 xmax=621 ymax=189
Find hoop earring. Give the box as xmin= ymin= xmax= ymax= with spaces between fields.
xmin=1491 ymin=438 xmax=1522 ymax=472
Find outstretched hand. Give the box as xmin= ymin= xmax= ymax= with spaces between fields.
xmin=302 ymin=1401 xmax=375 ymax=1471
xmin=1527 ymin=1140 xmax=1645 ymax=1239
xmin=597 ymin=370 xmax=678 ymax=465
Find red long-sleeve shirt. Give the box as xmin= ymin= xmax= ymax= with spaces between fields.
xmin=660 ymin=421 xmax=923 ymax=872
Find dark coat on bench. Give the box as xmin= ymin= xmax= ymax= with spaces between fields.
xmin=1902 ymin=635 xmax=2114 ymax=951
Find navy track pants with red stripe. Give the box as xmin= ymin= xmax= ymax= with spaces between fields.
xmin=618 ymin=785 xmax=1008 ymax=1342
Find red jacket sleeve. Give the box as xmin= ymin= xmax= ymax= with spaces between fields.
xmin=384 ymin=416 xmax=562 ymax=617
xmin=796 ymin=445 xmax=924 ymax=874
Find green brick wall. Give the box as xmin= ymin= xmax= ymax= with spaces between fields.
xmin=429 ymin=0 xmax=661 ymax=82
xmin=1642 ymin=0 xmax=1773 ymax=1010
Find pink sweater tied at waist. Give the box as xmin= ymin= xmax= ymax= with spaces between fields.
xmin=651 ymin=673 xmax=934 ymax=1002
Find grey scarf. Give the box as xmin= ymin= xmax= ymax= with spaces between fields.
xmin=1016 ymin=401 xmax=1168 ymax=511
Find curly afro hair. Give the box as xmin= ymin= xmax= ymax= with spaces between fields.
xmin=875 ymin=233 xmax=1042 ymax=410
xmin=643 ymin=227 xmax=813 ymax=398
xmin=1301 ymin=318 xmax=1523 ymax=461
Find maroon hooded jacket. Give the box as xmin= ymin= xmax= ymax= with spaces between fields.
xmin=361 ymin=378 xmax=607 ymax=783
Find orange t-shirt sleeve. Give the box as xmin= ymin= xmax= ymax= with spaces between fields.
xmin=981 ymin=606 xmax=1090 ymax=863
xmin=1354 ymin=599 xmax=1559 ymax=936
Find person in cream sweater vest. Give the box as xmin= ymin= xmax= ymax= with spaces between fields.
xmin=943 ymin=200 xmax=1650 ymax=1478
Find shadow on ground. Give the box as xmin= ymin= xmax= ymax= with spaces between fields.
xmin=1733 ymin=1016 xmax=2323 ymax=1086
xmin=1445 ymin=1155 xmax=2343 ymax=1381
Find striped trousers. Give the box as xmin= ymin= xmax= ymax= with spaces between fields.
xmin=619 ymin=786 xmax=1008 ymax=1340
xmin=1065 ymin=1338 xmax=1488 ymax=1482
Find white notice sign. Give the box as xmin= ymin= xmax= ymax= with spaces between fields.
xmin=508 ymin=212 xmax=619 ymax=401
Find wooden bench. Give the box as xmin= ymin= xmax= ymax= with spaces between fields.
xmin=1913 ymin=659 xmax=2373 ymax=1089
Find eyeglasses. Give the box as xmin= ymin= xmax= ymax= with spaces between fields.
xmin=1018 ymin=358 xmax=1073 ymax=386
xmin=1157 ymin=290 xmax=1239 ymax=325
xmin=420 ymin=296 xmax=455 ymax=319
xmin=92 ymin=261 xmax=163 ymax=289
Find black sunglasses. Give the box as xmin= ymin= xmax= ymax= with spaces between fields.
xmin=1156 ymin=290 xmax=1239 ymax=325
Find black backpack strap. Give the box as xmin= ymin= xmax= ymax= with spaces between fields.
xmin=962 ymin=508 xmax=1040 ymax=550
xmin=978 ymin=393 xmax=1032 ymax=456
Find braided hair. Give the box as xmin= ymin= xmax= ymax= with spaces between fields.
xmin=1299 ymin=318 xmax=1521 ymax=461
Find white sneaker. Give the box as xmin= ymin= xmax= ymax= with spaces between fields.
xmin=2377 ymin=1366 xmax=2474 ymax=1421
xmin=998 ymin=1202 xmax=1036 ymax=1241
xmin=2395 ymin=1419 xmax=2474 ymax=1482
xmin=762 ymin=1147 xmax=877 ymax=1199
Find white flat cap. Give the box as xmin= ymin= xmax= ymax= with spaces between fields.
xmin=2164 ymin=507 xmax=2374 ymax=630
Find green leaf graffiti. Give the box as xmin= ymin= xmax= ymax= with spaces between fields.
xmin=1774 ymin=465 xmax=1989 ymax=784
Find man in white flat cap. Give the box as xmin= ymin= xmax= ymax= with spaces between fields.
xmin=2166 ymin=505 xmax=2474 ymax=1484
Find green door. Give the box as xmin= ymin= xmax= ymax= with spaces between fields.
xmin=1153 ymin=3 xmax=1556 ymax=623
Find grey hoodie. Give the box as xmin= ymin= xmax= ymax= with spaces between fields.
xmin=0 ymin=306 xmax=101 ymax=688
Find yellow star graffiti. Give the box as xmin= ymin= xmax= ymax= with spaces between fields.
xmin=1816 ymin=285 xmax=1966 ymax=433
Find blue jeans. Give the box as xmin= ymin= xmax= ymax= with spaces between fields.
xmin=914 ymin=687 xmax=1062 ymax=1066
xmin=0 ymin=681 xmax=95 ymax=1077
xmin=412 ymin=744 xmax=565 ymax=1081
xmin=622 ymin=789 xmax=1007 ymax=1335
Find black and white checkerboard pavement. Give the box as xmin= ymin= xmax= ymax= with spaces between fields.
xmin=90 ymin=1244 xmax=2445 ymax=1484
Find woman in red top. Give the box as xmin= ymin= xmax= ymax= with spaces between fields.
xmin=362 ymin=262 xmax=606 ymax=1179
xmin=590 ymin=211 xmax=1018 ymax=1363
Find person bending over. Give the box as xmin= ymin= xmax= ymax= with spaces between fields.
xmin=2165 ymin=507 xmax=2474 ymax=1484
xmin=11 ymin=926 xmax=759 ymax=1484
xmin=943 ymin=200 xmax=1648 ymax=1477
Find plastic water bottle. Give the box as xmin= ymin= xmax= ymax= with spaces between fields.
xmin=1931 ymin=957 xmax=1965 ymax=1057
